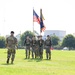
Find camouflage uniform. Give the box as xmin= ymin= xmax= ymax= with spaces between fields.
xmin=31 ymin=38 xmax=37 ymax=58
xmin=35 ymin=36 xmax=40 ymax=58
xmin=34 ymin=39 xmax=41 ymax=58
xmin=6 ymin=32 xmax=17 ymax=64
xmin=24 ymin=37 xmax=31 ymax=59
xmin=38 ymin=36 xmax=44 ymax=59
xmin=44 ymin=36 xmax=52 ymax=60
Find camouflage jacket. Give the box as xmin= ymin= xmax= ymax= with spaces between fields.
xmin=6 ymin=36 xmax=17 ymax=49
xmin=38 ymin=39 xmax=44 ymax=47
xmin=44 ymin=39 xmax=52 ymax=47
xmin=24 ymin=39 xmax=31 ymax=46
xmin=31 ymin=39 xmax=37 ymax=46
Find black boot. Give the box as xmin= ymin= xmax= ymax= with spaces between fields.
xmin=11 ymin=58 xmax=14 ymax=64
xmin=49 ymin=57 xmax=51 ymax=60
xmin=46 ymin=53 xmax=48 ymax=59
xmin=11 ymin=60 xmax=13 ymax=64
xmin=25 ymin=54 xmax=27 ymax=59
xmin=25 ymin=50 xmax=27 ymax=59
xmin=35 ymin=53 xmax=36 ymax=58
xmin=49 ymin=54 xmax=51 ymax=60
xmin=32 ymin=52 xmax=34 ymax=59
xmin=6 ymin=58 xmax=9 ymax=64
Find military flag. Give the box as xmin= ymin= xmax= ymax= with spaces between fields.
xmin=40 ymin=9 xmax=46 ymax=33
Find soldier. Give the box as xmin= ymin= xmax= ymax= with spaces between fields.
xmin=44 ymin=35 xmax=52 ymax=60
xmin=34 ymin=36 xmax=40 ymax=58
xmin=31 ymin=36 xmax=37 ymax=59
xmin=24 ymin=36 xmax=31 ymax=59
xmin=6 ymin=31 xmax=17 ymax=64
xmin=38 ymin=35 xmax=44 ymax=59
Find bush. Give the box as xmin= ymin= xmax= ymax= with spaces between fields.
xmin=0 ymin=36 xmax=5 ymax=48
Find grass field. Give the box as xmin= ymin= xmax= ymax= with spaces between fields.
xmin=0 ymin=49 xmax=75 ymax=75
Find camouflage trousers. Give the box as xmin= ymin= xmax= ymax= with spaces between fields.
xmin=7 ymin=49 xmax=16 ymax=61
xmin=35 ymin=45 xmax=39 ymax=58
xmin=25 ymin=46 xmax=30 ymax=59
xmin=32 ymin=46 xmax=36 ymax=58
xmin=45 ymin=46 xmax=51 ymax=59
xmin=39 ymin=47 xmax=43 ymax=59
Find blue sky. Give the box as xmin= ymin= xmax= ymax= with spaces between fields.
xmin=0 ymin=0 xmax=75 ymax=36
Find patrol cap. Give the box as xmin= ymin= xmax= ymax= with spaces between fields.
xmin=11 ymin=31 xmax=14 ymax=34
xmin=47 ymin=35 xmax=49 ymax=37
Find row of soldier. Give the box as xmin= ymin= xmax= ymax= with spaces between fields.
xmin=6 ymin=31 xmax=52 ymax=64
xmin=24 ymin=35 xmax=52 ymax=60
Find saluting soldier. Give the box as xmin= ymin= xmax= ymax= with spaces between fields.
xmin=38 ymin=35 xmax=44 ymax=59
xmin=44 ymin=35 xmax=52 ymax=60
xmin=6 ymin=31 xmax=17 ymax=64
xmin=24 ymin=36 xmax=31 ymax=59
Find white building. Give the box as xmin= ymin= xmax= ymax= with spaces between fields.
xmin=43 ymin=30 xmax=66 ymax=40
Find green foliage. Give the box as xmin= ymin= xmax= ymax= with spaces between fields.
xmin=51 ymin=35 xmax=60 ymax=46
xmin=0 ymin=36 xmax=5 ymax=48
xmin=20 ymin=31 xmax=34 ymax=46
xmin=62 ymin=34 xmax=75 ymax=49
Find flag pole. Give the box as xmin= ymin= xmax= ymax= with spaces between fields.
xmin=33 ymin=8 xmax=34 ymax=35
xmin=40 ymin=9 xmax=42 ymax=35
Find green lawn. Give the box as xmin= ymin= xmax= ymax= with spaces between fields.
xmin=0 ymin=49 xmax=75 ymax=75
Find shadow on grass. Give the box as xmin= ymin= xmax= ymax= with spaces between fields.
xmin=1 ymin=63 xmax=14 ymax=65
xmin=43 ymin=59 xmax=51 ymax=61
xmin=24 ymin=58 xmax=43 ymax=62
xmin=35 ymin=58 xmax=43 ymax=62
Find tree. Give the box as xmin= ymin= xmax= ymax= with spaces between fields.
xmin=62 ymin=34 xmax=75 ymax=50
xmin=51 ymin=35 xmax=60 ymax=46
xmin=20 ymin=31 xmax=34 ymax=46
xmin=0 ymin=36 xmax=5 ymax=48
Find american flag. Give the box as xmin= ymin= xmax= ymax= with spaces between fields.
xmin=33 ymin=9 xmax=40 ymax=24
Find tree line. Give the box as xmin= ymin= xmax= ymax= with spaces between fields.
xmin=0 ymin=31 xmax=75 ymax=50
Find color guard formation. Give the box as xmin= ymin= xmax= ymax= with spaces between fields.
xmin=24 ymin=35 xmax=52 ymax=60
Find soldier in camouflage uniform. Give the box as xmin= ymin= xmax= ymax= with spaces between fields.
xmin=31 ymin=36 xmax=37 ymax=59
xmin=6 ymin=31 xmax=17 ymax=64
xmin=38 ymin=35 xmax=44 ymax=59
xmin=33 ymin=36 xmax=40 ymax=58
xmin=24 ymin=36 xmax=31 ymax=59
xmin=44 ymin=35 xmax=52 ymax=60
